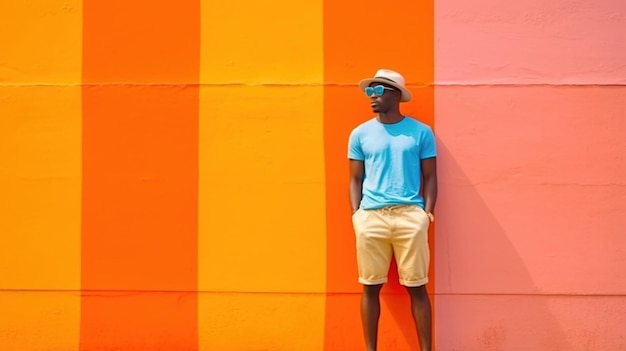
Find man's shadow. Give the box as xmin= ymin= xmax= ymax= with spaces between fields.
xmin=380 ymin=140 xmax=570 ymax=350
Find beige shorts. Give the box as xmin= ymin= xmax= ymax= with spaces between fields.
xmin=352 ymin=204 xmax=430 ymax=287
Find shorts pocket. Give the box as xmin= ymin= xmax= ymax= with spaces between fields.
xmin=412 ymin=206 xmax=430 ymax=224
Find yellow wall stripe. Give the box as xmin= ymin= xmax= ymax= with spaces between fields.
xmin=198 ymin=0 xmax=325 ymax=349
xmin=0 ymin=1 xmax=82 ymax=350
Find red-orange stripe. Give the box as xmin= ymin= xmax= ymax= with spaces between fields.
xmin=322 ymin=1 xmax=435 ymax=349
xmin=80 ymin=1 xmax=200 ymax=350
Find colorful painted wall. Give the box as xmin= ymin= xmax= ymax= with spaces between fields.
xmin=1 ymin=0 xmax=624 ymax=350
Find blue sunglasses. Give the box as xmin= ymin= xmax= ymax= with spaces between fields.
xmin=365 ymin=85 xmax=396 ymax=97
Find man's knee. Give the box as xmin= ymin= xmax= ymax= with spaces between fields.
xmin=406 ymin=285 xmax=428 ymax=298
xmin=363 ymin=284 xmax=383 ymax=297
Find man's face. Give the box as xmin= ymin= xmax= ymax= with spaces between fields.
xmin=367 ymin=82 xmax=400 ymax=113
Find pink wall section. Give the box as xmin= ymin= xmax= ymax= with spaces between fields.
xmin=436 ymin=0 xmax=626 ymax=84
xmin=434 ymin=0 xmax=626 ymax=349
xmin=436 ymin=86 xmax=626 ymax=294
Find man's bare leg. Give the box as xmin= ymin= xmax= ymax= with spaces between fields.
xmin=362 ymin=284 xmax=383 ymax=351
xmin=407 ymin=285 xmax=432 ymax=351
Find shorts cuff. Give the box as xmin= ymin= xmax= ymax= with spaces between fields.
xmin=359 ymin=277 xmax=388 ymax=285
xmin=400 ymin=277 xmax=429 ymax=287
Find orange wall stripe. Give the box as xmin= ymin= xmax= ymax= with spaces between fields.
xmin=80 ymin=1 xmax=200 ymax=350
xmin=322 ymin=1 xmax=435 ymax=350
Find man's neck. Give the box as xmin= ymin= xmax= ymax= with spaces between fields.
xmin=377 ymin=111 xmax=404 ymax=124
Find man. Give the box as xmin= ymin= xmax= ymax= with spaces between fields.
xmin=348 ymin=69 xmax=437 ymax=351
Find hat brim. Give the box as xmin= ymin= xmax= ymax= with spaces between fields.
xmin=358 ymin=78 xmax=412 ymax=102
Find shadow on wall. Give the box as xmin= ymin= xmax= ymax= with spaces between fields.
xmin=434 ymin=140 xmax=571 ymax=351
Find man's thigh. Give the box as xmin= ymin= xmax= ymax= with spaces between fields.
xmin=392 ymin=205 xmax=430 ymax=287
xmin=352 ymin=208 xmax=393 ymax=285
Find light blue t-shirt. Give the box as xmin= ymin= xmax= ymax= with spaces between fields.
xmin=348 ymin=116 xmax=437 ymax=210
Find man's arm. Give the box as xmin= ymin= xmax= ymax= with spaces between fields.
xmin=421 ymin=157 xmax=438 ymax=215
xmin=349 ymin=159 xmax=365 ymax=213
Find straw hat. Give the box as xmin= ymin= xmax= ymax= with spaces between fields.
xmin=358 ymin=69 xmax=412 ymax=102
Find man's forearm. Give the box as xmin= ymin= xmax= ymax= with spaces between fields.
xmin=423 ymin=175 xmax=438 ymax=214
xmin=349 ymin=180 xmax=363 ymax=212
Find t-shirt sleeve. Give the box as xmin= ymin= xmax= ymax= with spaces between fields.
xmin=348 ymin=129 xmax=365 ymax=161
xmin=420 ymin=127 xmax=437 ymax=159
